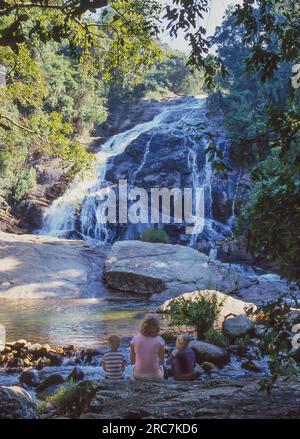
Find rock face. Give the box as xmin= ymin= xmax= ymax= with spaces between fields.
xmin=104 ymin=241 xmax=256 ymax=298
xmin=223 ymin=315 xmax=254 ymax=340
xmin=0 ymin=232 xmax=107 ymax=299
xmin=189 ymin=340 xmax=229 ymax=366
xmin=78 ymin=377 xmax=300 ymax=419
xmin=60 ymin=96 xmax=250 ymax=256
xmin=0 ymin=386 xmax=40 ymax=419
xmin=157 ymin=290 xmax=256 ymax=326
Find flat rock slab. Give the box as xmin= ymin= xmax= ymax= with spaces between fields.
xmin=104 ymin=241 xmax=255 ymax=298
xmin=79 ymin=376 xmax=300 ymax=419
xmin=0 ymin=232 xmax=107 ymax=299
xmin=104 ymin=241 xmax=295 ymax=304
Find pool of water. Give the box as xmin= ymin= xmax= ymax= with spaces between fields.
xmin=0 ymin=298 xmax=166 ymax=347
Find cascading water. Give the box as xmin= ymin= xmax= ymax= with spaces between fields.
xmin=39 ymin=96 xmax=232 ymax=247
xmin=39 ymin=105 xmax=173 ymax=238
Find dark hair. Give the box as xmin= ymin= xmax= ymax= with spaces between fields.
xmin=141 ymin=316 xmax=160 ymax=337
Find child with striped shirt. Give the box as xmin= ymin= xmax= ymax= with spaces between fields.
xmin=102 ymin=335 xmax=126 ymax=380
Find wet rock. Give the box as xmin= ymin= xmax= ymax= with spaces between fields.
xmin=47 ymin=353 xmax=63 ymax=367
xmin=36 ymin=373 xmax=65 ymax=394
xmin=35 ymin=357 xmax=51 ymax=369
xmin=7 ymin=357 xmax=24 ymax=368
xmin=28 ymin=343 xmax=42 ymax=353
xmin=11 ymin=340 xmax=27 ymax=350
xmin=0 ymin=346 xmax=12 ymax=355
xmin=67 ymin=367 xmax=85 ymax=382
xmin=0 ymin=386 xmax=40 ymax=419
xmin=189 ymin=340 xmax=229 ymax=366
xmin=201 ymin=362 xmax=217 ymax=373
xmin=223 ymin=315 xmax=253 ymax=340
xmin=19 ymin=369 xmax=40 ymax=388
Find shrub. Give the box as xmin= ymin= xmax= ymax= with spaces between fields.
xmin=169 ymin=291 xmax=224 ymax=340
xmin=204 ymin=328 xmax=229 ymax=348
xmin=142 ymin=228 xmax=170 ymax=244
xmin=42 ymin=381 xmax=78 ymax=414
xmin=14 ymin=167 xmax=37 ymax=201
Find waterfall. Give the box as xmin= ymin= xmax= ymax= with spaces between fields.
xmin=39 ymin=105 xmax=172 ymax=238
xmin=39 ymin=96 xmax=220 ymax=245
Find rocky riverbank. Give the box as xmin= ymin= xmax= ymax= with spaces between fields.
xmin=2 ymin=376 xmax=300 ymax=419
xmin=1 ymin=288 xmax=300 ymax=419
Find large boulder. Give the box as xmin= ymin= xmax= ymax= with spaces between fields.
xmin=223 ymin=315 xmax=254 ymax=340
xmin=104 ymin=241 xmax=256 ymax=298
xmin=156 ymin=290 xmax=256 ymax=327
xmin=189 ymin=340 xmax=229 ymax=366
xmin=0 ymin=386 xmax=40 ymax=419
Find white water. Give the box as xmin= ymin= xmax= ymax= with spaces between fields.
xmin=39 ymin=97 xmax=212 ymax=243
xmin=39 ymin=102 xmax=173 ymax=238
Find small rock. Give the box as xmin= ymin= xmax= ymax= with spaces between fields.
xmin=201 ymin=362 xmax=217 ymax=372
xmin=35 ymin=357 xmax=51 ymax=369
xmin=241 ymin=359 xmax=264 ymax=372
xmin=90 ymin=395 xmax=106 ymax=413
xmin=12 ymin=340 xmax=27 ymax=350
xmin=47 ymin=353 xmax=63 ymax=367
xmin=28 ymin=343 xmax=42 ymax=353
xmin=223 ymin=315 xmax=253 ymax=339
xmin=7 ymin=357 xmax=24 ymax=368
xmin=189 ymin=340 xmax=229 ymax=366
xmin=1 ymin=346 xmax=11 ymax=355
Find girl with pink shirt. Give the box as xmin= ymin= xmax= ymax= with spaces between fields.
xmin=130 ymin=316 xmax=165 ymax=380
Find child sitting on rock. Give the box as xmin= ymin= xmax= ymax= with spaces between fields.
xmin=167 ymin=334 xmax=201 ymax=381
xmin=102 ymin=335 xmax=126 ymax=380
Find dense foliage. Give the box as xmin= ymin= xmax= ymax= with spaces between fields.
xmin=169 ymin=291 xmax=223 ymax=339
xmin=0 ymin=1 xmax=205 ymax=208
xmin=206 ymin=1 xmax=300 ymax=284
xmin=252 ymin=296 xmax=300 ymax=392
